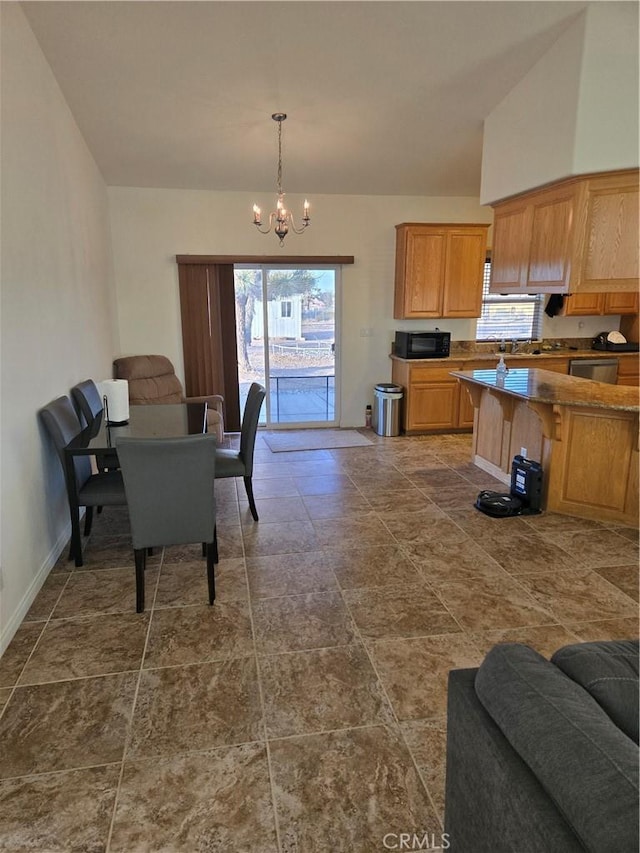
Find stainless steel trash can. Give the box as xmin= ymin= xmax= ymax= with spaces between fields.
xmin=372 ymin=383 xmax=403 ymax=436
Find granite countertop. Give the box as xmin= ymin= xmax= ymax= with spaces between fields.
xmin=390 ymin=349 xmax=638 ymax=364
xmin=451 ymin=368 xmax=639 ymax=412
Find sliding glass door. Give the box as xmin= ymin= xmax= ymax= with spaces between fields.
xmin=234 ymin=265 xmax=339 ymax=428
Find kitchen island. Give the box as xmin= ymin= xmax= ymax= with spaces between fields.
xmin=451 ymin=367 xmax=639 ymax=526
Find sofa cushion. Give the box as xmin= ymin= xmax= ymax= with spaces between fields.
xmin=445 ymin=668 xmax=586 ymax=852
xmin=551 ymin=640 xmax=639 ymax=744
xmin=475 ymin=643 xmax=639 ymax=853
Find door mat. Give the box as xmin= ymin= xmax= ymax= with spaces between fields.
xmin=264 ymin=429 xmax=374 ymax=453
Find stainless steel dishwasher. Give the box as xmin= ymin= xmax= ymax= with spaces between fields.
xmin=569 ymin=358 xmax=618 ymax=383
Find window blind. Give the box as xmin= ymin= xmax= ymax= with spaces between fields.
xmin=476 ymin=261 xmax=544 ymax=342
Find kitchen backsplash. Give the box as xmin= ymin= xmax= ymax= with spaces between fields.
xmin=450 ymin=337 xmax=596 ymax=355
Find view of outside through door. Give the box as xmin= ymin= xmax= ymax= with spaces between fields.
xmin=233 ymin=266 xmax=337 ymax=427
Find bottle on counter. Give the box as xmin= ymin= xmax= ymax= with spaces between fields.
xmin=365 ymin=404 xmax=372 ymax=428
xmin=496 ymin=355 xmax=508 ymax=382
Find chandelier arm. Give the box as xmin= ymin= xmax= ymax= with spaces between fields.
xmin=253 ymin=212 xmax=278 ymax=235
xmin=287 ymin=213 xmax=309 ymax=235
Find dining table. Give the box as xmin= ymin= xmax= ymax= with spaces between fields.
xmin=65 ymin=402 xmax=209 ymax=461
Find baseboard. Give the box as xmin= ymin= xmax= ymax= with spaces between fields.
xmin=473 ymin=455 xmax=510 ymax=486
xmin=0 ymin=521 xmax=72 ymax=657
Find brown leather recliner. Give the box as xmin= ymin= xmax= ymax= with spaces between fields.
xmin=113 ymin=355 xmax=224 ymax=443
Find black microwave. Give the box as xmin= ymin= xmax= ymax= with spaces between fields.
xmin=394 ymin=330 xmax=451 ymax=359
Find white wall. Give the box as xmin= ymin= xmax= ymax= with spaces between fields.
xmin=481 ymin=3 xmax=639 ymax=204
xmin=108 ymin=187 xmax=494 ymax=426
xmin=480 ymin=10 xmax=585 ymax=204
xmin=573 ymin=2 xmax=640 ymax=174
xmin=0 ymin=5 xmax=119 ymax=650
xmin=108 ymin=187 xmax=611 ymax=426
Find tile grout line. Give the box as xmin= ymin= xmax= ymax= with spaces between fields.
xmin=333 ymin=555 xmax=446 ymax=832
xmin=240 ymin=481 xmax=284 ymax=853
xmin=0 ymin=567 xmax=76 ymax=719
xmin=104 ymin=544 xmax=165 ymax=853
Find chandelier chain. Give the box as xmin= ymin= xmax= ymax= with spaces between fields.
xmin=276 ymin=118 xmax=283 ymax=195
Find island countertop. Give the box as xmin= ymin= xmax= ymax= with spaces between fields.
xmin=450 ymin=367 xmax=639 ymax=412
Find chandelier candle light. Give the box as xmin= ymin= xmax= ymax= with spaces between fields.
xmin=252 ymin=113 xmax=310 ymax=246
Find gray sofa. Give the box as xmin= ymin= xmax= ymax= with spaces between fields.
xmin=444 ymin=640 xmax=639 ymax=852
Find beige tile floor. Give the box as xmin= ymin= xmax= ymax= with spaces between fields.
xmin=0 ymin=432 xmax=638 ymax=852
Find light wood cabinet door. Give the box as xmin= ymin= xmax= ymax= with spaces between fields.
xmin=490 ymin=169 xmax=639 ymax=295
xmin=394 ymin=223 xmax=488 ymax=318
xmin=442 ymin=230 xmax=488 ymax=317
xmin=457 ymin=384 xmax=475 ymax=428
xmin=407 ymin=382 xmax=459 ymax=431
xmin=581 ymin=177 xmax=639 ymax=289
xmin=490 ymin=203 xmax=530 ymax=293
xmin=403 ymin=230 xmax=446 ymax=317
xmin=510 ymin=358 xmax=568 ymax=373
xmin=563 ymin=292 xmax=605 ymax=316
xmin=617 ymin=356 xmax=640 ymax=387
xmin=526 ymin=186 xmax=575 ymax=291
xmin=457 ymin=359 xmax=494 ymax=427
xmin=563 ymin=290 xmax=638 ymax=316
xmin=603 ymin=291 xmax=639 ymax=315
xmin=394 ymin=226 xmax=446 ymax=318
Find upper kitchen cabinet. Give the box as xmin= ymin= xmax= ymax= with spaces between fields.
xmin=563 ymin=290 xmax=639 ymax=317
xmin=394 ymin=223 xmax=489 ymax=319
xmin=489 ymin=169 xmax=639 ymax=295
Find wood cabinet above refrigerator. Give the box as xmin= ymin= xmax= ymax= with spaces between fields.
xmin=394 ymin=223 xmax=489 ymax=319
xmin=489 ymin=169 xmax=639 ymax=295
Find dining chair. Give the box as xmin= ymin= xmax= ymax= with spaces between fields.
xmin=116 ymin=434 xmax=218 ymax=612
xmin=70 ymin=379 xmax=103 ymax=428
xmin=71 ymin=379 xmax=119 ymax=473
xmin=214 ymin=382 xmax=266 ymax=521
xmin=39 ymin=396 xmax=127 ymax=567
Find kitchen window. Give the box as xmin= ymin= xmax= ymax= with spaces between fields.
xmin=476 ymin=259 xmax=544 ymax=342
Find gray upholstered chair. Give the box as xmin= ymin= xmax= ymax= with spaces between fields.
xmin=116 ymin=434 xmax=218 ymax=612
xmin=215 ymin=382 xmax=265 ymax=521
xmin=39 ymin=396 xmax=127 ymax=566
xmin=113 ymin=355 xmax=225 ymax=443
xmin=71 ymin=379 xmax=119 ymax=473
xmin=70 ymin=379 xmax=103 ymax=428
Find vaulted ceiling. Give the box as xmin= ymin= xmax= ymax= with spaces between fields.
xmin=23 ymin=1 xmax=589 ymax=196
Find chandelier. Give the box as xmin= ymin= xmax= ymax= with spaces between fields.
xmin=252 ymin=113 xmax=310 ymax=246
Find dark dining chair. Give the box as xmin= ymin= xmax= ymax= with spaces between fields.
xmin=71 ymin=379 xmax=119 ymax=473
xmin=116 ymin=434 xmax=218 ymax=612
xmin=214 ymin=382 xmax=266 ymax=521
xmin=70 ymin=379 xmax=103 ymax=428
xmin=39 ymin=396 xmax=127 ymax=567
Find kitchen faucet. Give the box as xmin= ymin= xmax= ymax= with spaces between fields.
xmin=511 ymin=338 xmax=531 ymax=354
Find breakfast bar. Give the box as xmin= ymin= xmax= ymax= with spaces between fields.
xmin=451 ymin=368 xmax=639 ymax=526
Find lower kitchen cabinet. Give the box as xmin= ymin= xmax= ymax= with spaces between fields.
xmin=408 ymin=380 xmax=460 ymax=430
xmin=391 ymin=361 xmax=464 ymax=433
xmin=391 ymin=357 xmax=570 ymax=434
xmin=457 ymin=360 xmax=494 ymax=427
xmin=617 ymin=356 xmax=640 ymax=386
xmin=392 ymin=354 xmax=635 ymax=434
xmin=509 ymin=358 xmax=569 ymax=373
